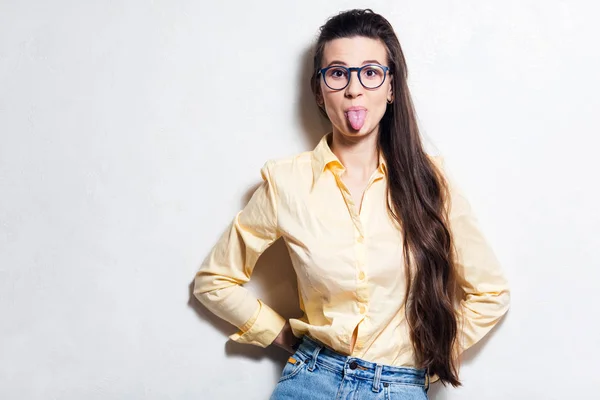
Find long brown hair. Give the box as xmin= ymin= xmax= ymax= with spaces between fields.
xmin=310 ymin=9 xmax=462 ymax=387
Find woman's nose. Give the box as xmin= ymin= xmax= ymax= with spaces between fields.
xmin=344 ymin=71 xmax=363 ymax=98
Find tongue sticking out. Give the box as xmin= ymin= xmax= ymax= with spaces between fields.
xmin=346 ymin=109 xmax=367 ymax=131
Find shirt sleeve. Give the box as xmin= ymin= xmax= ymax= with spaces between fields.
xmin=193 ymin=160 xmax=286 ymax=348
xmin=432 ymin=155 xmax=511 ymax=354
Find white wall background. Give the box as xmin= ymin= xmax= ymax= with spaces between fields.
xmin=1 ymin=1 xmax=598 ymax=399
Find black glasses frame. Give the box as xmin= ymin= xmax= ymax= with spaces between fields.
xmin=317 ymin=64 xmax=391 ymax=90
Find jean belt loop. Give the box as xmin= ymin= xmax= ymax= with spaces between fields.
xmin=372 ymin=364 xmax=383 ymax=392
xmin=308 ymin=343 xmax=322 ymax=372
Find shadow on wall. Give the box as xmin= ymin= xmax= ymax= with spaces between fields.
xmin=187 ymin=44 xmax=330 ymax=374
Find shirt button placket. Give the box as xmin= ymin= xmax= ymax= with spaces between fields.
xmin=355 ymin=232 xmax=369 ymax=312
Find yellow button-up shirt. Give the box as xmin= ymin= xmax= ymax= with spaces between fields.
xmin=194 ymin=132 xmax=510 ymax=383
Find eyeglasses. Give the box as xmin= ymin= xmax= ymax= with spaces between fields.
xmin=318 ymin=64 xmax=390 ymax=90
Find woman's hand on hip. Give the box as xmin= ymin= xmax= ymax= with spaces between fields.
xmin=272 ymin=321 xmax=300 ymax=354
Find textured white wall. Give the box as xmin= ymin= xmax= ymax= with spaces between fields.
xmin=1 ymin=1 xmax=598 ymax=399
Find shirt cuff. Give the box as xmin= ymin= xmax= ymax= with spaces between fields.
xmin=228 ymin=299 xmax=287 ymax=348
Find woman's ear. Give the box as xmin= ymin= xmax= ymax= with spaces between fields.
xmin=387 ymin=76 xmax=394 ymax=103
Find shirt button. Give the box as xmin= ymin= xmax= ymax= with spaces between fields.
xmin=359 ymin=304 xmax=367 ymax=314
xmin=349 ymin=361 xmax=358 ymax=370
xmin=358 ymin=271 xmax=366 ymax=280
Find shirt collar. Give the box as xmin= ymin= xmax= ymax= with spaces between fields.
xmin=311 ymin=132 xmax=387 ymax=188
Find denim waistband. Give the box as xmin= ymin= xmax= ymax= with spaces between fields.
xmin=295 ymin=335 xmax=429 ymax=388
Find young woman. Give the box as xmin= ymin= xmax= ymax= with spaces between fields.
xmin=194 ymin=9 xmax=510 ymax=399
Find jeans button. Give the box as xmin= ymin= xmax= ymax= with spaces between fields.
xmin=349 ymin=361 xmax=358 ymax=370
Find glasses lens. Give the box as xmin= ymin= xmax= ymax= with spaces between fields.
xmin=323 ymin=67 xmax=349 ymax=90
xmin=359 ymin=65 xmax=386 ymax=89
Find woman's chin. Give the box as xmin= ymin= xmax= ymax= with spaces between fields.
xmin=345 ymin=124 xmax=372 ymax=136
xmin=332 ymin=119 xmax=376 ymax=138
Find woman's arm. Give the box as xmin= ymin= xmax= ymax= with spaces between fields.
xmin=193 ymin=160 xmax=288 ymax=348
xmin=432 ymin=155 xmax=511 ymax=354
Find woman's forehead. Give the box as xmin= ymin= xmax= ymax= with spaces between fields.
xmin=322 ymin=37 xmax=388 ymax=65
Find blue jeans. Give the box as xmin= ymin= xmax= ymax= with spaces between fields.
xmin=270 ymin=335 xmax=430 ymax=399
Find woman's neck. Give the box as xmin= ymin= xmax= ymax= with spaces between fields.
xmin=329 ymin=130 xmax=380 ymax=180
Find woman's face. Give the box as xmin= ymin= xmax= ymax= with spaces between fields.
xmin=318 ymin=36 xmax=393 ymax=139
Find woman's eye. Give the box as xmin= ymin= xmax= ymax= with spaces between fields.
xmin=363 ymin=68 xmax=381 ymax=78
xmin=328 ymin=68 xmax=347 ymax=79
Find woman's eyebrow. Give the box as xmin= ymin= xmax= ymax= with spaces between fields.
xmin=326 ymin=59 xmax=382 ymax=67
